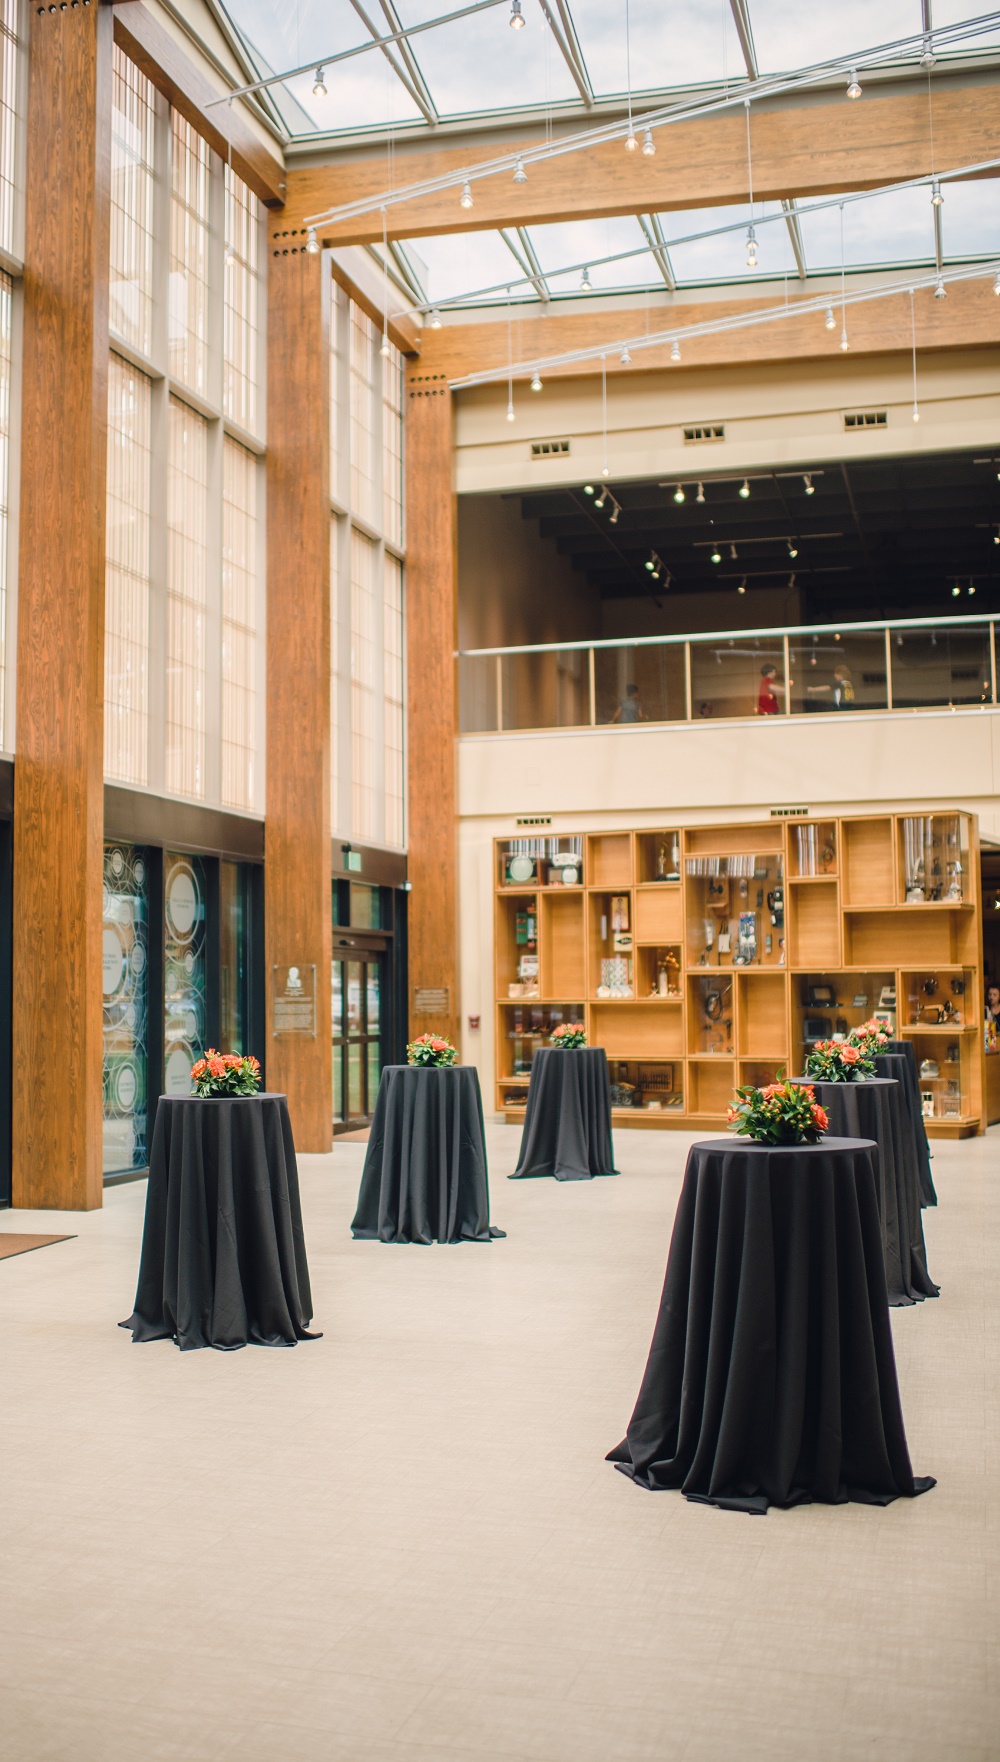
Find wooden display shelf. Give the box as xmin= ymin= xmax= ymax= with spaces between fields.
xmin=491 ymin=814 xmax=986 ymax=1130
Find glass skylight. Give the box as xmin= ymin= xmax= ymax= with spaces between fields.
xmin=796 ymin=187 xmax=935 ymax=272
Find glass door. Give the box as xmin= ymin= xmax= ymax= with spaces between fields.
xmin=332 ymin=953 xmax=384 ymax=1130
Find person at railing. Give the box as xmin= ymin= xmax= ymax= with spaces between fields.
xmin=806 ymin=663 xmax=856 ymax=710
xmin=611 ymin=682 xmax=648 ymax=724
xmin=757 ymin=663 xmax=784 ymax=716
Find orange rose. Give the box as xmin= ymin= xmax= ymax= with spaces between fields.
xmin=840 ymin=1045 xmax=860 ymax=1064
xmin=812 ymin=1105 xmax=829 ymax=1130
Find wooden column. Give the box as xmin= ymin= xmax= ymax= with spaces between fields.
xmin=404 ymin=370 xmax=460 ymax=1049
xmin=265 ymin=248 xmax=333 ymax=1151
xmin=12 ymin=2 xmax=113 ymax=1210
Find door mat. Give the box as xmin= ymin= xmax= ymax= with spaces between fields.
xmin=0 ymin=1234 xmax=75 ymax=1261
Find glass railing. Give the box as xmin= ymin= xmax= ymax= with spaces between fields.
xmin=458 ymin=616 xmax=998 ymax=734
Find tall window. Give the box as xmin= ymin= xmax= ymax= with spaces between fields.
xmin=110 ymin=46 xmax=156 ymax=355
xmin=350 ymin=304 xmax=376 ymax=526
xmin=0 ymin=0 xmax=18 ymax=258
xmin=384 ymin=552 xmax=404 ymax=848
xmin=105 ymin=356 xmax=151 ymax=784
xmin=330 ymin=517 xmax=340 ymax=831
xmin=166 ymin=399 xmax=208 ymax=798
xmin=350 ymin=528 xmax=377 ymax=840
xmin=169 ymin=113 xmax=211 ymax=397
xmin=221 ymin=438 xmax=257 ymax=810
xmin=224 ymin=166 xmax=259 ymax=436
xmin=382 ymin=343 xmax=403 ymax=549
xmin=0 ymin=270 xmax=10 ymax=742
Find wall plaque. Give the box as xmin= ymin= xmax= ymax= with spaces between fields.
xmin=414 ymin=986 xmax=450 ymax=1015
xmin=273 ymin=964 xmax=317 ymax=1037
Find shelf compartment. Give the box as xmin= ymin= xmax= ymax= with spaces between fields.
xmin=844 ymin=909 xmax=958 ymax=968
xmin=635 ymin=830 xmax=682 ymax=884
xmin=635 ymin=943 xmax=683 ymax=999
xmin=787 ymin=879 xmax=840 ymax=967
xmin=592 ymin=1002 xmax=683 ymax=1056
xmin=685 ymin=823 xmax=783 ymax=857
xmin=687 ymin=974 xmax=735 ymax=1056
xmin=496 ymin=893 xmax=539 ymax=1000
xmin=688 ymin=1059 xmax=736 ymax=1116
xmin=791 ymin=970 xmax=895 ymax=1058
xmin=539 ymin=891 xmax=585 ymax=999
xmin=898 ymin=811 xmax=971 ymax=906
xmin=739 ymin=1059 xmax=789 ymax=1090
xmin=898 ymin=966 xmax=973 ymax=1030
xmin=608 ymin=1057 xmax=684 ymax=1116
xmin=586 ymin=833 xmax=632 ymax=889
xmin=789 ymin=821 xmax=838 ymax=879
xmin=842 ymin=817 xmax=895 ymax=907
xmin=587 ymin=890 xmax=634 ymax=997
xmin=736 ymin=971 xmax=788 ymax=1059
xmin=634 ymin=885 xmax=683 ymax=943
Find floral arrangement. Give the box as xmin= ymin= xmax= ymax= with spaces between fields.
xmin=550 ymin=1022 xmax=587 ymax=1048
xmin=850 ymin=1017 xmax=892 ymax=1058
xmin=804 ymin=1039 xmax=874 ymax=1082
xmin=191 ymin=1050 xmax=261 ymax=1097
xmin=407 ymin=1033 xmax=457 ymax=1067
xmin=728 ymin=1077 xmax=829 ymax=1145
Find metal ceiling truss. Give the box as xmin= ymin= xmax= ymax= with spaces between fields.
xmin=638 ymin=214 xmax=676 ymax=292
xmin=499 ymin=228 xmax=551 ymax=302
xmin=536 ymin=0 xmax=594 ymax=108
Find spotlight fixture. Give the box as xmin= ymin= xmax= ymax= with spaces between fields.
xmin=225 ymin=243 xmax=236 ymax=268
xmin=710 ymin=546 xmax=722 ymax=564
xmin=645 ymin=555 xmax=655 ymax=571
xmin=305 ymin=227 xmax=319 ymax=255
xmin=513 ymin=155 xmax=527 ymax=185
xmin=994 ymin=528 xmax=1000 ymax=546
xmin=930 ymin=177 xmax=943 ymax=207
xmin=737 ymin=577 xmax=747 ymax=594
xmin=460 ymin=181 xmax=474 ymax=209
xmin=642 ymin=129 xmax=655 ymax=157
xmin=803 ymin=474 xmax=815 ymax=495
xmin=312 ymin=65 xmax=327 ymax=97
xmin=969 ymin=583 xmax=977 ymax=595
xmin=673 ymin=484 xmax=686 ymax=504
xmin=934 ymin=277 xmax=947 ymax=299
xmin=739 ymin=479 xmax=750 ymax=499
xmin=846 ymin=68 xmax=862 ymax=99
xmin=619 ymin=345 xmax=632 ymax=365
xmin=788 ymin=571 xmax=797 ymax=589
xmin=840 ymin=329 xmax=850 ymax=352
xmin=788 ymin=540 xmax=798 ymax=558
xmin=730 ymin=543 xmax=738 ymax=560
xmin=594 ymin=488 xmax=608 ymax=509
xmin=745 ymin=225 xmax=758 ymax=270
xmin=580 ymin=266 xmax=592 ymax=291
xmin=602 ymin=465 xmax=610 ymax=479
xmin=913 ymin=401 xmax=920 ymax=424
xmin=670 ymin=339 xmax=681 ymax=363
xmin=506 ymin=397 xmax=515 ymax=423
xmin=380 ymin=334 xmax=391 ymax=358
xmin=509 ymin=0 xmax=525 ymax=27
xmin=696 ymin=483 xmax=705 ymax=504
xmin=624 ymin=126 xmax=638 ymax=153
xmin=824 ymin=306 xmax=836 ymax=331
xmin=583 ymin=484 xmax=595 ymax=495
xmin=645 ymin=550 xmax=664 ymax=580
xmin=609 ymin=502 xmax=620 ymax=525
xmin=952 ymin=583 xmax=961 ymax=597
xmin=429 ymin=308 xmax=443 ymax=329
xmin=920 ymin=34 xmax=936 ymax=67
xmin=530 ymin=372 xmax=543 ymax=392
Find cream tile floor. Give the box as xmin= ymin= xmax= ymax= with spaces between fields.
xmin=1 ymin=1124 xmax=997 ymax=1762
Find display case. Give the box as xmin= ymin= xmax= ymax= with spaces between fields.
xmin=492 ymin=813 xmax=985 ymax=1134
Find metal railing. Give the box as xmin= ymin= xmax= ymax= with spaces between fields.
xmin=457 ymin=615 xmax=999 ymax=735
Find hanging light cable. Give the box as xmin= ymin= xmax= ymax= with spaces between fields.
xmin=839 ymin=202 xmax=850 ymax=350
xmin=379 ymin=207 xmax=391 ymax=356
xmin=744 ymin=97 xmax=757 ymax=271
xmin=910 ymin=286 xmax=920 ymax=422
xmin=225 ymin=137 xmax=237 ymax=265
xmin=624 ymin=0 xmax=637 ymax=151
xmin=506 ymin=289 xmax=515 ymax=421
xmin=600 ymin=352 xmax=609 ymax=477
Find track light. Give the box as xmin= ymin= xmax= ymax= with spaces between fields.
xmin=673 ymin=484 xmax=685 ymax=504
xmin=710 ymin=546 xmax=722 ymax=564
xmin=580 ymin=266 xmax=592 ymax=291
xmin=739 ymin=480 xmax=750 ymax=499
xmin=840 ymin=329 xmax=850 ymax=352
xmin=460 ymin=181 xmax=474 ymax=209
xmin=429 ymin=308 xmax=442 ymax=329
xmin=506 ymin=397 xmax=515 ymax=422
xmin=913 ymin=403 xmax=920 ymax=424
xmin=696 ymin=483 xmax=705 ymax=503
xmin=513 ymin=155 xmax=527 ymax=184
xmin=788 ymin=571 xmax=797 ymax=589
xmin=583 ymin=484 xmax=594 ymax=495
xmin=952 ymin=583 xmax=961 ymax=597
xmin=380 ymin=334 xmax=391 ymax=358
xmin=509 ymin=0 xmax=525 ymax=27
xmin=646 ymin=550 xmax=664 ymax=580
xmin=920 ymin=34 xmax=936 ymax=67
xmin=824 ymin=306 xmax=836 ymax=331
xmin=645 ymin=556 xmax=655 ymax=571
xmin=729 ymin=543 xmax=738 ymax=560
xmin=846 ymin=68 xmax=862 ymax=99
xmin=930 ymin=177 xmax=943 ymax=207
xmin=305 ymin=227 xmax=319 ymax=255
xmin=619 ymin=345 xmax=632 ymax=365
xmin=737 ymin=578 xmax=746 ymax=594
xmin=788 ymin=540 xmax=798 ymax=558
xmin=803 ymin=474 xmax=815 ymax=495
xmin=313 ymin=66 xmax=327 ymax=97
xmin=624 ymin=126 xmax=638 ymax=153
xmin=225 ymin=243 xmax=236 ymax=267
xmin=670 ymin=339 xmax=681 ymax=363
xmin=934 ymin=277 xmax=947 ymax=299
xmin=993 ymin=528 xmax=1000 ymax=545
xmin=745 ymin=225 xmax=758 ymax=270
xmin=530 ymin=372 xmax=542 ymax=391
xmin=642 ymin=129 xmax=655 ymax=157
xmin=594 ymin=487 xmax=608 ymax=509
xmin=609 ymin=502 xmax=620 ymax=524
xmin=969 ymin=583 xmax=976 ymax=595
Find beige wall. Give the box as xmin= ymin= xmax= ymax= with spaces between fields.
xmin=458 ymin=492 xmax=599 ymax=649
xmin=457 ymin=706 xmax=1000 ymax=1111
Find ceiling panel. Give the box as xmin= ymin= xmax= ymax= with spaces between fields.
xmin=400 ymin=230 xmax=536 ymax=305
xmin=395 ymin=0 xmax=580 ymax=116
xmin=938 ymin=176 xmax=1000 ymax=259
xmin=796 ymin=186 xmax=935 ymax=271
xmin=525 ymin=216 xmax=658 ymax=292
xmin=748 ymin=0 xmax=917 ymax=74
xmin=661 ymin=201 xmax=794 ymax=284
xmin=567 ymin=0 xmax=742 ymax=97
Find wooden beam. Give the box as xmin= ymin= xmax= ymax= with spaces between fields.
xmin=282 ymin=82 xmax=1000 ymax=245
xmin=404 ymin=369 xmax=460 ymax=1049
xmin=265 ymin=250 xmax=333 ymax=1152
xmin=13 ymin=1 xmax=113 ymax=1209
xmin=416 ymin=278 xmax=1000 ymax=383
xmin=113 ymin=2 xmax=285 ymax=208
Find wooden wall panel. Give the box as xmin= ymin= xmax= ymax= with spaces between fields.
xmin=285 ymin=83 xmax=1000 ymax=245
xmin=265 ymin=250 xmax=333 ymax=1151
xmin=12 ymin=3 xmax=113 ymax=1210
xmin=404 ymin=371 xmax=460 ymax=1047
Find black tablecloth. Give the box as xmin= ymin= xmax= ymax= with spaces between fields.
xmin=800 ymin=1078 xmax=937 ymax=1307
xmin=352 ymin=1065 xmax=504 ymax=1244
xmin=608 ymin=1137 xmax=934 ymax=1513
xmin=121 ymin=1095 xmax=318 ymax=1352
xmin=510 ymin=1047 xmax=618 ymax=1181
xmin=876 ymin=1042 xmax=937 ymax=1207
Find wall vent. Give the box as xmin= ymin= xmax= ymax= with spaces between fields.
xmin=843 ymin=410 xmax=888 ymax=430
xmin=683 ymin=425 xmax=725 ymax=443
xmin=516 ymin=815 xmax=553 ymax=828
xmin=530 ymin=438 xmax=571 ymax=457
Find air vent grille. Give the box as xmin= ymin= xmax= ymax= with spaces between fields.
xmin=683 ymin=425 xmax=725 ymax=443
xmin=530 ymin=439 xmax=571 ymax=457
xmin=844 ymin=410 xmax=888 ymax=429
xmin=516 ymin=815 xmax=552 ymax=827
